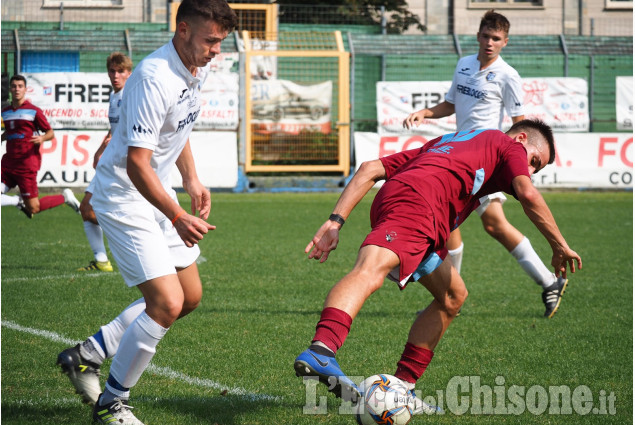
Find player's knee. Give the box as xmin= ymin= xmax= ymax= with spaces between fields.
xmin=180 ymin=296 xmax=201 ymax=317
xmin=482 ymin=218 xmax=509 ymax=240
xmin=446 ymin=286 xmax=468 ymax=317
xmin=155 ymin=299 xmax=185 ymax=326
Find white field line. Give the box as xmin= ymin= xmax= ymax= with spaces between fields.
xmin=2 ymin=320 xmax=283 ymax=403
xmin=1 ymin=273 xmax=109 ymax=282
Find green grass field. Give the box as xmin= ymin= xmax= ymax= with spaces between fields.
xmin=1 ymin=190 xmax=632 ymax=425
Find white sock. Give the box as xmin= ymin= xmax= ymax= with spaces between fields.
xmin=101 ymin=298 xmax=147 ymax=359
xmin=2 ymin=194 xmax=19 ymax=206
xmin=83 ymin=221 xmax=109 ymax=263
xmin=79 ymin=336 xmax=107 ymax=364
xmin=448 ymin=242 xmax=464 ymax=275
xmin=109 ymin=310 xmax=168 ymax=388
xmin=510 ymin=237 xmax=556 ymax=289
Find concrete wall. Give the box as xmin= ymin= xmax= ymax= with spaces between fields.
xmin=407 ymin=0 xmax=632 ymax=35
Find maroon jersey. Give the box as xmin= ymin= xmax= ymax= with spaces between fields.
xmin=1 ymin=101 xmax=52 ymax=172
xmin=379 ymin=129 xmax=530 ymax=247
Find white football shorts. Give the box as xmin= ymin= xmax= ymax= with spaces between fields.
xmin=475 ymin=191 xmax=507 ymax=216
xmin=93 ymin=202 xmax=200 ymax=287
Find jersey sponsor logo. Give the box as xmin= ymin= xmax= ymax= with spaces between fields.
xmin=461 ymin=67 xmax=470 ymax=71
xmin=6 ymin=133 xmax=26 ymax=140
xmin=486 ymin=72 xmax=496 ymax=81
xmin=385 ymin=231 xmax=397 ymax=242
xmin=177 ymin=93 xmax=191 ymax=105
xmin=456 ymin=84 xmax=487 ymax=100
xmin=132 ymin=124 xmax=153 ymax=135
xmin=176 ymin=109 xmax=200 ymax=132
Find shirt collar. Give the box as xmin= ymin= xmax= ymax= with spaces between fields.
xmin=168 ymin=39 xmax=202 ymax=86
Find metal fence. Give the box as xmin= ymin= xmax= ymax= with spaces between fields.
xmin=2 ymin=1 xmax=633 ymax=36
xmin=1 ymin=2 xmax=633 ymax=166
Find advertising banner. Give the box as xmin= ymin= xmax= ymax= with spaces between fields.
xmin=1 ymin=130 xmax=238 ymax=189
xmin=251 ymin=79 xmax=333 ymax=134
xmin=616 ymin=76 xmax=633 ymax=131
xmin=24 ymin=66 xmax=240 ymax=131
xmin=354 ymin=131 xmax=632 ymax=189
xmin=377 ymin=78 xmax=589 ymax=137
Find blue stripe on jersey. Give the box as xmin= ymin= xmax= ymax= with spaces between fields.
xmin=472 ymin=168 xmax=485 ymax=195
xmin=411 ymin=252 xmax=444 ymax=280
xmin=2 ymin=109 xmax=37 ymax=122
xmin=436 ymin=129 xmax=488 ymax=146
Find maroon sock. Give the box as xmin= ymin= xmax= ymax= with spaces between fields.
xmin=394 ymin=342 xmax=434 ymax=384
xmin=38 ymin=194 xmax=65 ymax=211
xmin=312 ymin=307 xmax=353 ymax=354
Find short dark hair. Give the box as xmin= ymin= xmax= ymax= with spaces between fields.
xmin=176 ymin=0 xmax=238 ymax=33
xmin=106 ymin=52 xmax=132 ymax=72
xmin=10 ymin=74 xmax=27 ymax=86
xmin=507 ymin=118 xmax=556 ymax=164
xmin=479 ymin=9 xmax=510 ymax=35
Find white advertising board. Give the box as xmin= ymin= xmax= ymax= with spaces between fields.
xmin=616 ymin=76 xmax=633 ymax=131
xmin=23 ymin=67 xmax=239 ymax=131
xmin=1 ymin=130 xmax=238 ymax=189
xmin=377 ymin=78 xmax=590 ymax=137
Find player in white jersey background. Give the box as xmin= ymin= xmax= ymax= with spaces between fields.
xmin=56 ymin=1 xmax=238 ymax=424
xmin=403 ymin=10 xmax=568 ymax=319
xmin=77 ymin=52 xmax=132 ymax=273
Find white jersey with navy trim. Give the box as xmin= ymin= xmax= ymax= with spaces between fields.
xmin=445 ymin=54 xmax=524 ymax=132
xmin=91 ymin=40 xmax=207 ymax=208
xmin=108 ymin=88 xmax=124 ymax=136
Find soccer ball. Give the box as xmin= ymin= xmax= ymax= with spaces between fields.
xmin=355 ymin=374 xmax=413 ymax=425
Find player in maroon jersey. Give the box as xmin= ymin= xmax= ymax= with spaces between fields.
xmin=294 ymin=119 xmax=582 ymax=412
xmin=1 ymin=74 xmax=80 ymax=218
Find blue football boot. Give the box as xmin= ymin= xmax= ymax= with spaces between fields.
xmin=294 ymin=348 xmax=361 ymax=402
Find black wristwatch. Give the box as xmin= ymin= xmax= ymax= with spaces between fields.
xmin=329 ymin=213 xmax=345 ymax=227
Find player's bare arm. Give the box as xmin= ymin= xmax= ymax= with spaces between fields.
xmin=403 ymin=101 xmax=456 ymax=129
xmin=306 ymin=159 xmax=386 ymax=263
xmin=30 ymin=129 xmax=54 ymax=145
xmin=175 ymin=139 xmax=211 ymax=220
xmin=512 ymin=175 xmax=582 ymax=277
xmin=127 ymin=146 xmax=214 ymax=247
xmin=511 ymin=115 xmax=525 ymax=124
xmin=93 ymin=131 xmax=112 ymax=168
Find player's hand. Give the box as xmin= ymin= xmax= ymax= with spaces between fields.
xmin=305 ymin=220 xmax=341 ymax=263
xmin=30 ymin=135 xmax=45 ymax=145
xmin=173 ymin=212 xmax=215 ymax=247
xmin=403 ymin=110 xmax=427 ymax=130
xmin=183 ymin=177 xmax=211 ymax=220
xmin=551 ymin=246 xmax=582 ymax=278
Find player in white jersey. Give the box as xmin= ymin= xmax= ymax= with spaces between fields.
xmin=77 ymin=52 xmax=132 ymax=273
xmin=403 ymin=10 xmax=568 ymax=319
xmin=56 ymin=2 xmax=237 ymax=424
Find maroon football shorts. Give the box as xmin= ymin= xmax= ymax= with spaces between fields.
xmin=1 ymin=169 xmax=39 ymax=199
xmin=361 ymin=179 xmax=447 ymax=287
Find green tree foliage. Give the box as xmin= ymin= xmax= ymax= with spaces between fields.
xmin=276 ymin=0 xmax=426 ymax=33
